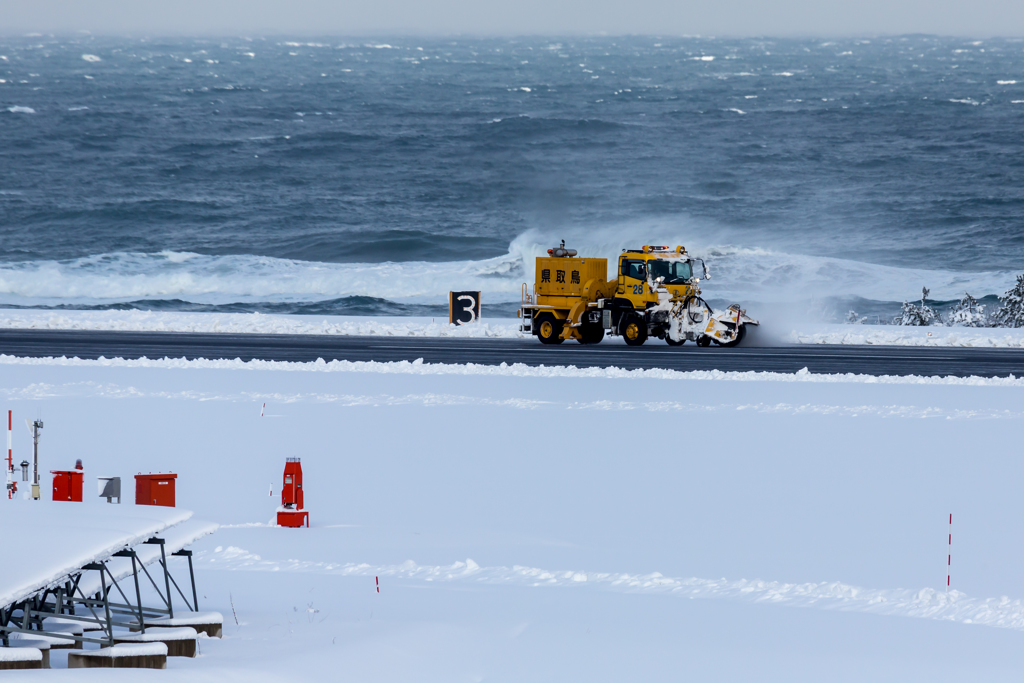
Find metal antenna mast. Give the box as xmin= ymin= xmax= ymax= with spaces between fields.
xmin=30 ymin=419 xmax=43 ymax=500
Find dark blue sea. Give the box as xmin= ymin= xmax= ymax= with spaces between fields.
xmin=2 ymin=35 xmax=1024 ymax=319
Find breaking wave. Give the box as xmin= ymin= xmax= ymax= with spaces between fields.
xmin=0 ymin=225 xmax=1012 ymax=315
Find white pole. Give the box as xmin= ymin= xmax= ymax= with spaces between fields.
xmin=946 ymin=513 xmax=952 ymax=592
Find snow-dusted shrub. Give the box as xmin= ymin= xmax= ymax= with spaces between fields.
xmin=992 ymin=275 xmax=1024 ymax=328
xmin=845 ymin=310 xmax=867 ymax=324
xmin=894 ymin=287 xmax=941 ymax=326
xmin=947 ymin=292 xmax=987 ymax=327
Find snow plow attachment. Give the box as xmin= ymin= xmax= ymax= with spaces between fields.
xmin=702 ymin=304 xmax=759 ymax=347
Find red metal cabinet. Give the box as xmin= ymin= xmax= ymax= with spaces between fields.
xmin=51 ymin=470 xmax=83 ymax=502
xmin=135 ymin=473 xmax=177 ymax=507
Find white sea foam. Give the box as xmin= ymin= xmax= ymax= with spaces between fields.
xmin=949 ymin=98 xmax=980 ymax=105
xmin=726 ymin=108 xmax=746 ymax=114
xmin=997 ymin=80 xmax=1018 ymax=85
xmin=81 ymin=54 xmax=101 ymax=62
xmin=0 ymin=226 xmax=1015 ymax=308
xmin=6 ymin=106 xmax=35 ymax=114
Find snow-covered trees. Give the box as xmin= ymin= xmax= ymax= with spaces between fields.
xmin=992 ymin=275 xmax=1024 ymax=328
xmin=947 ymin=292 xmax=987 ymax=327
xmin=846 ymin=310 xmax=867 ymax=324
xmin=855 ymin=276 xmax=1024 ymax=327
xmin=894 ymin=287 xmax=941 ymax=326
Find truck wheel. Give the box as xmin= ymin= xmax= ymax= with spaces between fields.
xmin=696 ymin=335 xmax=712 ymax=347
xmin=578 ymin=324 xmax=605 ymax=345
xmin=716 ymin=324 xmax=746 ymax=348
xmin=622 ymin=316 xmax=647 ymax=346
xmin=536 ymin=313 xmax=565 ymax=345
xmin=666 ymin=335 xmax=686 ymax=346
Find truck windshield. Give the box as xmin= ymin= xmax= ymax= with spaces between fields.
xmin=649 ymin=259 xmax=695 ymax=284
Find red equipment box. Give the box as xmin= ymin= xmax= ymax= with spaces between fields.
xmin=51 ymin=461 xmax=84 ymax=502
xmin=277 ymin=458 xmax=308 ymax=527
xmin=278 ymin=509 xmax=309 ymax=527
xmin=135 ymin=472 xmax=177 ymax=507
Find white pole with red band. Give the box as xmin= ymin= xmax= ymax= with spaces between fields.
xmin=6 ymin=410 xmax=13 ymax=499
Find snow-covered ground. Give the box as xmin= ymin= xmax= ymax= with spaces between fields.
xmin=3 ymin=355 xmax=1024 ymax=680
xmin=5 ymin=308 xmax=1024 ymax=347
xmin=789 ymin=323 xmax=1024 ymax=347
xmin=0 ymin=309 xmax=518 ymax=338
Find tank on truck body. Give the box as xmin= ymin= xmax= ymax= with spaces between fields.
xmin=519 ymin=242 xmax=758 ymax=347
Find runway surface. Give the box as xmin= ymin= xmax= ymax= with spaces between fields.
xmin=1 ymin=328 xmax=1023 ymax=378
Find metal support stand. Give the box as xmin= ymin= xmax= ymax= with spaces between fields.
xmin=173 ymin=549 xmax=200 ymax=612
xmin=142 ymin=537 xmax=174 ymax=619
xmin=0 ymin=533 xmax=204 ymax=647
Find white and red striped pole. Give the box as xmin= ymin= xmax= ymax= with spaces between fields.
xmin=946 ymin=514 xmax=952 ymax=592
xmin=6 ymin=410 xmax=12 ymax=499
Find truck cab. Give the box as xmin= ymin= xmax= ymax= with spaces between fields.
xmin=615 ymin=246 xmax=705 ymax=306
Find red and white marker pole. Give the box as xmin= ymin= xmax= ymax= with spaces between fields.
xmin=261 ymin=403 xmax=265 ymax=418
xmin=6 ymin=410 xmax=13 ymax=499
xmin=376 ymin=576 xmax=379 ymax=594
xmin=947 ymin=513 xmax=952 ymax=592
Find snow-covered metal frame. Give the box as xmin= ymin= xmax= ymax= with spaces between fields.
xmin=0 ymin=535 xmax=200 ymax=648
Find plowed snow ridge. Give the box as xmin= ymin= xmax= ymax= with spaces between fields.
xmin=199 ymin=546 xmax=1024 ymax=631
xmin=3 ymin=354 xmax=1024 ymax=387
xmin=3 ymin=381 xmax=1022 ymax=419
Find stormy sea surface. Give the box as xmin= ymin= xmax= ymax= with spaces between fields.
xmin=1 ymin=35 xmax=1023 ymax=320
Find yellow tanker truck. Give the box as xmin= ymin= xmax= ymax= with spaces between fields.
xmin=518 ymin=241 xmax=758 ymax=347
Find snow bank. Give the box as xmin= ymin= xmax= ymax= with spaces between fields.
xmin=789 ymin=323 xmax=1024 ymax=347
xmin=0 ymin=310 xmax=524 ymax=338
xmin=3 ymin=353 xmax=1024 ymax=388
xmin=116 ymin=627 xmax=197 ymax=642
xmin=5 ymin=380 xmax=1023 ymax=420
xmin=40 ymin=617 xmax=83 ymax=634
xmin=143 ymin=612 xmax=223 ymax=628
xmin=0 ymin=647 xmax=42 ymax=662
xmin=198 ymin=548 xmax=1024 ymax=632
xmin=77 ymin=642 xmax=168 ymax=657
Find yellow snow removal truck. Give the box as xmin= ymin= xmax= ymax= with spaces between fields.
xmin=518 ymin=242 xmax=758 ymax=347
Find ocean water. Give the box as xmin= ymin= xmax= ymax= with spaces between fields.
xmin=2 ymin=35 xmax=1024 ymax=320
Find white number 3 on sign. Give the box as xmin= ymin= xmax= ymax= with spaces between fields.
xmin=457 ymin=295 xmax=476 ymax=323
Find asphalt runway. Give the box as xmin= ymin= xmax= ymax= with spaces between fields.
xmin=0 ymin=328 xmax=1023 ymax=378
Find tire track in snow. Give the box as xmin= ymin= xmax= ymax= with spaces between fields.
xmin=197 ymin=546 xmax=1024 ymax=631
